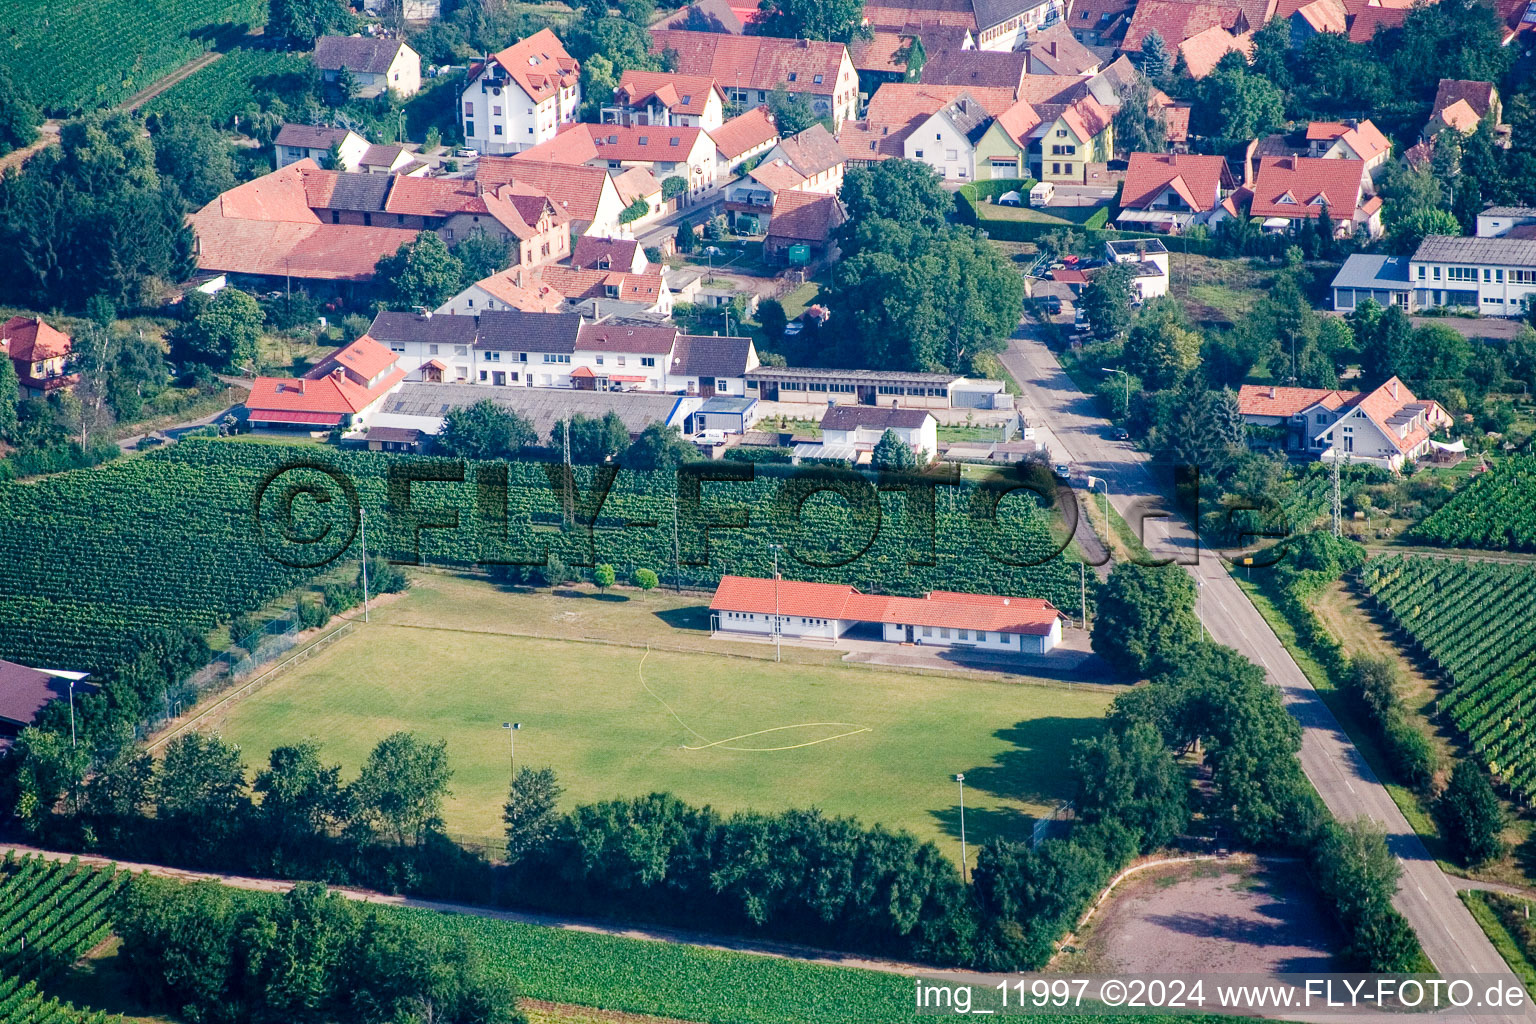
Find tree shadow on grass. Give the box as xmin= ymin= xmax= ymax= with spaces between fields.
xmin=653 ymin=605 xmax=712 ymax=632
xmin=590 ymin=593 xmax=630 ymax=602
xmin=929 ymin=716 xmax=1105 ymax=845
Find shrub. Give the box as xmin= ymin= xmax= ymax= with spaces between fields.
xmin=632 ymin=568 xmax=659 ymax=590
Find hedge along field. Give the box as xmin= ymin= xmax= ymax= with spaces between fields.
xmin=0 ymin=0 xmax=267 ymax=114
xmin=143 ymin=46 xmax=312 ymax=122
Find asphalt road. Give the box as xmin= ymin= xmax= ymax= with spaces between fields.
xmin=998 ymin=323 xmax=1518 ymax=987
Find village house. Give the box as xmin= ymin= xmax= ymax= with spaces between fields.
xmin=971 ymin=100 xmax=1046 ymax=178
xmin=1426 ymin=78 xmax=1503 ymax=140
xmin=709 ymin=575 xmax=1068 ymax=654
xmin=513 ymin=124 xmax=719 ymax=207
xmin=650 ymin=30 xmax=859 ymax=127
xmin=0 ymin=660 xmax=92 ymax=750
xmin=1115 ymin=151 xmax=1236 ymax=233
xmin=461 ymin=29 xmax=581 ymax=155
xmin=764 ymin=190 xmax=847 ymax=264
xmin=707 ymin=105 xmax=780 ymax=176
xmin=1121 ymin=0 xmax=1254 ymax=56
xmin=1305 ymin=118 xmax=1391 ymax=187
xmin=835 ymin=82 xmax=1018 ymax=167
xmin=314 ymin=35 xmax=421 ymax=99
xmin=475 ymin=158 xmax=633 ymax=237
xmin=1246 ymin=155 xmax=1381 ymax=237
xmin=1030 ymin=93 xmax=1112 ymax=183
xmin=571 ymin=236 xmax=650 ymax=274
xmin=362 ymin=309 xmax=759 ymax=395
xmin=190 ymin=161 xmax=571 ymax=293
xmin=1022 ymin=24 xmax=1103 ymax=74
xmin=1175 ymin=24 xmax=1254 ymax=77
xmin=1068 ymin=0 xmax=1134 ymax=45
xmin=604 ymin=71 xmax=727 ymax=131
xmin=920 ymin=48 xmax=1031 ymax=95
xmin=1236 ymin=378 xmax=1451 ymax=472
xmin=274 ymin=125 xmax=370 ymax=171
xmin=0 ymin=316 xmax=76 ymax=397
xmin=819 ymin=405 xmax=938 ymax=461
xmin=863 ymin=0 xmax=1069 ymax=52
xmin=245 ymin=335 xmax=408 ymax=430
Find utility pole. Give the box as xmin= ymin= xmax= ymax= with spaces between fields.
xmin=562 ymin=418 xmax=573 ymax=526
xmin=360 ymin=508 xmax=370 ymax=623
xmin=672 ymin=499 xmax=681 ymax=593
xmin=1330 ymin=454 xmax=1342 ymax=539
xmin=771 ymin=544 xmax=783 ymax=663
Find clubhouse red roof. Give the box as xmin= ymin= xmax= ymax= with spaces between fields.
xmin=709 ymin=575 xmax=1065 ymax=634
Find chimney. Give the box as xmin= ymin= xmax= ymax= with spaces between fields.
xmin=475 ymin=181 xmax=485 ymax=197
xmin=333 ymin=367 xmax=346 ymax=382
xmin=1268 ymin=386 xmax=1277 ymax=399
xmin=1389 ymin=379 xmax=1399 ymax=399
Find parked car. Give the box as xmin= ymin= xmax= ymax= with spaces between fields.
xmin=1053 ymin=462 xmax=1072 ymax=480
xmin=1038 ymin=295 xmax=1062 ymax=316
xmin=1113 ymin=427 xmax=1130 ymax=441
xmin=784 ymin=322 xmax=804 ymax=336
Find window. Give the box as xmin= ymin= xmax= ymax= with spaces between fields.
xmin=946 ymin=149 xmax=957 ymax=161
xmin=429 ymin=344 xmax=439 ymax=355
xmin=1056 ymin=128 xmax=1067 ymax=137
xmin=1062 ymin=163 xmax=1072 ymax=175
xmin=1316 ymin=412 xmax=1327 ymax=425
xmin=641 ymin=357 xmax=655 ymax=367
xmin=1417 ymin=265 xmax=1426 ymax=280
xmin=923 ymin=626 xmax=934 ymax=637
xmin=915 ymin=149 xmax=924 ymax=158
xmin=494 ymin=125 xmax=502 ymax=135
xmin=493 ymin=106 xmax=502 ymax=115
xmin=479 ymin=370 xmax=488 ymax=380
xmin=1513 ymin=269 xmax=1536 ymax=284
xmin=787 ymin=72 xmax=797 ymax=82
xmin=939 ymin=628 xmax=950 ymax=639
xmin=958 ymin=629 xmax=970 ymax=640
xmin=1497 ymin=269 xmax=1505 ymax=282
xmin=1447 ymin=266 xmax=1477 ymax=282
xmin=596 ymin=355 xmax=604 ymax=365
xmin=1432 ymin=265 xmax=1441 ymax=280
xmin=813 ymin=74 xmax=823 ymax=84
xmin=1484 ymin=268 xmax=1492 ymax=282
xmin=464 ymin=102 xmax=474 ymax=116
xmin=465 ymin=121 xmax=475 ymax=136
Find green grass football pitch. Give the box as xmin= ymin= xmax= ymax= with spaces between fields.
xmin=213 ymin=574 xmax=1115 ymax=856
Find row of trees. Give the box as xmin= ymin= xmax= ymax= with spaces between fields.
xmin=119 ymin=877 xmax=519 ymax=1024
xmin=434 ymin=400 xmax=702 ymax=470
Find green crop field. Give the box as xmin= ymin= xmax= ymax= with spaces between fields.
xmin=144 ymin=47 xmax=311 ymax=121
xmin=0 ymin=0 xmax=268 ymax=114
xmin=212 ymin=573 xmax=1113 ymax=853
xmin=1413 ymin=457 xmax=1536 ymax=550
xmin=1362 ymin=555 xmax=1536 ymax=796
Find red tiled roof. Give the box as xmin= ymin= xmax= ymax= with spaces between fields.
xmin=1163 ymin=101 xmax=1191 ymax=143
xmin=765 ymin=190 xmax=845 ymax=243
xmin=993 ymin=99 xmax=1044 ymax=146
xmin=616 ymin=70 xmax=723 ymax=116
xmin=849 ymin=29 xmax=915 ymax=74
xmin=247 ymin=336 xmax=404 ymax=417
xmin=651 ymin=30 xmax=849 ymax=96
xmin=1293 ymin=0 xmax=1348 ymax=31
xmin=709 ymin=575 xmax=1065 ymax=634
xmin=1120 ymin=152 xmax=1233 ymax=211
xmin=1122 ymin=0 xmax=1248 ymax=52
xmin=251 ymin=409 xmax=346 ymax=425
xmin=577 ymin=320 xmax=678 ymax=352
xmin=1238 ymin=383 xmax=1358 ymax=418
xmin=1433 ymin=78 xmax=1498 ymax=121
xmin=1176 ymin=25 xmax=1253 ymax=77
xmin=1347 ymin=2 xmax=1407 ymax=42
xmin=1247 ymin=155 xmax=1365 ymax=221
xmin=480 ymin=29 xmax=579 ymax=104
xmin=920 ymin=48 xmax=1029 ymax=92
xmin=516 ymin=123 xmax=712 ymax=166
xmin=0 ymin=316 xmax=71 ymax=362
xmin=1038 ymin=93 xmax=1112 ymax=143
xmin=748 ymin=158 xmax=808 ymax=192
xmin=476 ymin=158 xmax=615 ymax=223
xmin=709 ymin=105 xmax=780 ymax=159
xmin=1024 ymin=24 xmax=1103 ymax=75
xmin=571 ymin=236 xmax=642 ymax=270
xmin=540 ymin=266 xmax=669 ymax=306
xmin=471 ymin=272 xmax=568 ymax=313
xmin=1350 ymin=376 xmax=1449 ymax=454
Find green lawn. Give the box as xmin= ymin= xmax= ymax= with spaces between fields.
xmin=213 ymin=574 xmax=1114 ymax=855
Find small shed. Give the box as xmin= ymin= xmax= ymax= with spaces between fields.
xmin=690 ymin=395 xmax=760 ymax=435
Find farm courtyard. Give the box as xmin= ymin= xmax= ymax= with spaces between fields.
xmin=209 ymin=574 xmax=1116 ymax=855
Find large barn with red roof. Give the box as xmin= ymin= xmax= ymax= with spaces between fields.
xmin=245 ymin=335 xmax=408 ymax=430
xmin=710 ymin=575 xmax=1067 ymax=653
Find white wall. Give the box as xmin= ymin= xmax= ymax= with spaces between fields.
xmin=903 ymin=111 xmax=975 ymax=181
xmin=462 ymin=70 xmax=580 ymax=155
xmin=716 ymin=610 xmax=847 ymax=638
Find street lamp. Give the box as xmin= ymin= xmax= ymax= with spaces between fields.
xmin=68 ymin=679 xmax=76 ymax=750
xmin=1102 ymin=367 xmax=1131 ymax=419
xmin=502 ymin=722 xmax=521 ymax=786
xmin=1196 ymin=578 xmax=1207 ymax=642
xmin=954 ymin=773 xmax=968 ymax=883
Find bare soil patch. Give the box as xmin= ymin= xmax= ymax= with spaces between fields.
xmin=1066 ymin=857 xmax=1337 ymax=974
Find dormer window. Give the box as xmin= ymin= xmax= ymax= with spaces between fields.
xmin=813 ymin=74 xmax=823 ymax=84
xmin=1276 ymin=191 xmax=1297 ymax=205
xmin=639 ymin=135 xmax=649 ymax=144
xmin=787 ymin=72 xmax=797 ymax=82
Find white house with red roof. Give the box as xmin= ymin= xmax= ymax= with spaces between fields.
xmin=461 ymin=29 xmax=581 ymax=156
xmin=605 ymin=71 xmax=727 ymax=131
xmin=514 ymin=124 xmax=719 ymax=206
xmin=651 ymin=30 xmax=859 ymax=127
xmin=246 ymin=336 xmax=407 ymax=430
xmin=1305 ymin=119 xmax=1390 ymax=184
xmin=707 ymin=105 xmax=781 ymax=176
xmin=1115 ymin=152 xmax=1236 ymax=233
xmin=1247 ymin=155 xmax=1382 ymax=238
xmin=1237 ymin=378 xmax=1450 ymax=470
xmin=0 ymin=316 xmax=77 ymax=397
xmin=709 ymin=575 xmax=1067 ymax=652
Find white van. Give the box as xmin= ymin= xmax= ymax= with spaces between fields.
xmin=1029 ymin=181 xmax=1055 ymax=207
xmin=695 ymin=429 xmax=728 ymax=447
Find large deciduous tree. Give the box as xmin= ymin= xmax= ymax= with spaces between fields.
xmin=436 ymin=400 xmax=538 ymax=459
xmin=754 ymin=0 xmax=866 ymax=42
xmin=171 ymin=286 xmax=264 ymax=372
xmin=350 ymin=731 xmax=453 ymax=847
xmin=376 ymin=231 xmax=465 ymax=310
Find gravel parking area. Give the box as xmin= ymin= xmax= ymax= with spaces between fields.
xmin=1068 ymin=857 xmax=1338 ymax=974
